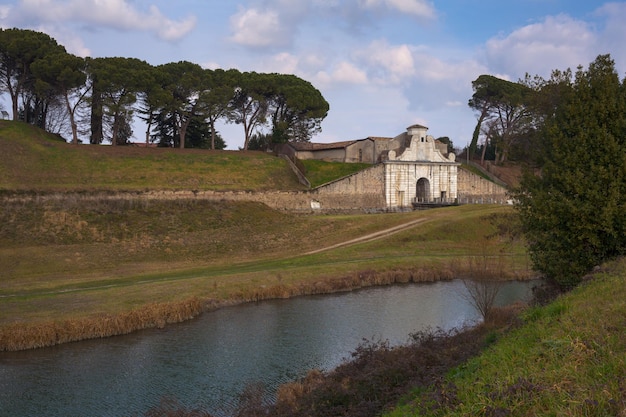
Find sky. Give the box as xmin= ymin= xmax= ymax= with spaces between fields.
xmin=1 ymin=0 xmax=626 ymax=149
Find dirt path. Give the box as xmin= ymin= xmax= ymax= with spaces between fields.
xmin=305 ymin=218 xmax=428 ymax=255
xmin=1 ymin=218 xmax=429 ymax=299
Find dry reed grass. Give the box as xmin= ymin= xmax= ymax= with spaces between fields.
xmin=228 ymin=266 xmax=455 ymax=303
xmin=0 ymin=297 xmax=202 ymax=351
xmin=0 ymin=259 xmax=533 ymax=351
xmin=0 ymin=266 xmax=459 ymax=351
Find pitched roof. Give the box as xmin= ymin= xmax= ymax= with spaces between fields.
xmin=407 ymin=124 xmax=428 ymax=130
xmin=288 ymin=140 xmax=359 ymax=151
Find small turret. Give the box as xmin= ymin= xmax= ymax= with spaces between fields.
xmin=407 ymin=124 xmax=428 ymax=142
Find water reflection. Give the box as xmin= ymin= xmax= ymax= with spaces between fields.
xmin=0 ymin=280 xmax=536 ymax=417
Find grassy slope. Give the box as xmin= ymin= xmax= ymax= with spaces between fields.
xmin=0 ymin=121 xmax=304 ymax=192
xmin=300 ymin=159 xmax=372 ymax=188
xmin=0 ymin=202 xmax=529 ymax=324
xmin=0 ymin=121 xmax=530 ymax=351
xmin=386 ymin=259 xmax=626 ymax=417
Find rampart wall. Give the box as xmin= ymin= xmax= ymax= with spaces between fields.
xmin=457 ymin=167 xmax=510 ymax=204
xmin=5 ymin=165 xmax=509 ymax=213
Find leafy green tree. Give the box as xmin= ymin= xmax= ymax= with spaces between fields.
xmin=19 ymin=77 xmax=58 ymax=129
xmin=518 ymin=69 xmax=574 ymax=166
xmin=0 ymin=28 xmax=63 ymax=121
xmin=185 ymin=114 xmax=226 ymax=149
xmin=514 ymin=54 xmax=626 ymax=289
xmin=228 ymin=72 xmax=329 ymax=149
xmin=229 ymin=71 xmax=270 ymax=150
xmin=266 ymin=73 xmax=329 ymax=143
xmin=151 ymin=109 xmax=176 ymax=147
xmin=199 ymin=68 xmax=236 ymax=150
xmin=137 ymin=64 xmax=170 ymax=146
xmin=159 ymin=61 xmax=205 ymax=149
xmin=151 ymin=111 xmax=225 ymax=149
xmin=246 ymin=132 xmax=272 ymax=151
xmin=31 ymin=51 xmax=88 ymax=144
xmin=468 ymin=75 xmax=532 ymax=164
xmin=87 ymin=57 xmax=152 ymax=145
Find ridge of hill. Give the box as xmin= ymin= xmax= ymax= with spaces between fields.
xmin=0 ymin=121 xmax=306 ymax=192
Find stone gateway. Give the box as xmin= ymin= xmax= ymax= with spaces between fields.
xmin=278 ymin=123 xmax=509 ymax=212
xmin=382 ymin=124 xmax=458 ymax=209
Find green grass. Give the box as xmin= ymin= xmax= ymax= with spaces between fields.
xmin=300 ymin=159 xmax=372 ymax=187
xmin=0 ymin=203 xmax=529 ymax=328
xmin=0 ymin=121 xmax=533 ymax=350
xmin=385 ymin=258 xmax=626 ymax=417
xmin=0 ymin=121 xmax=305 ymax=192
xmin=461 ymin=162 xmax=496 ymax=182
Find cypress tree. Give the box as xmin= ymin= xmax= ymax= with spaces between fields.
xmin=515 ymin=54 xmax=626 ymax=289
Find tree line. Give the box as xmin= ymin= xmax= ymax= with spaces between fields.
xmin=0 ymin=28 xmax=330 ymax=149
xmin=470 ymin=54 xmax=626 ymax=289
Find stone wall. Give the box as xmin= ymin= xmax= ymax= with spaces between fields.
xmin=6 ymin=165 xmax=509 ymax=213
xmin=307 ymin=164 xmax=387 ymax=212
xmin=314 ymin=164 xmax=385 ymax=194
xmin=457 ymin=167 xmax=510 ymax=204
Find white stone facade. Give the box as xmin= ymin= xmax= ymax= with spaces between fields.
xmin=383 ymin=125 xmax=459 ymax=209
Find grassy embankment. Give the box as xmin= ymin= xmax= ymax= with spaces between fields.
xmin=229 ymin=260 xmax=625 ymax=417
xmin=0 ymin=121 xmax=531 ymax=351
xmin=385 ymin=259 xmax=626 ymax=417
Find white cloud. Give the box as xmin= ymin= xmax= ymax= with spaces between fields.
xmin=595 ymin=2 xmax=626 ymax=71
xmin=270 ymin=52 xmax=301 ymax=74
xmin=229 ymin=7 xmax=290 ymax=48
xmin=360 ymin=0 xmax=436 ymax=19
xmin=357 ymin=40 xmax=415 ymax=84
xmin=49 ymin=28 xmax=91 ymax=56
xmin=485 ymin=14 xmax=595 ymax=79
xmin=0 ymin=5 xmax=11 ymax=22
xmin=12 ymin=0 xmax=196 ymax=41
xmin=315 ymin=61 xmax=368 ymax=86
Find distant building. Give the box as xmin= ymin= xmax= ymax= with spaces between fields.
xmin=281 ymin=125 xmax=453 ymax=166
xmin=281 ymin=124 xmax=460 ymax=209
xmin=382 ymin=124 xmax=458 ymax=208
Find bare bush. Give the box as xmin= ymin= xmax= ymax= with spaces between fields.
xmin=460 ymin=252 xmax=507 ymax=322
xmin=461 ymin=277 xmax=504 ymax=321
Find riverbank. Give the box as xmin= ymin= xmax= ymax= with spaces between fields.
xmin=1 ymin=203 xmax=532 ymax=351
xmin=229 ymin=304 xmax=527 ymax=417
xmin=156 ymin=258 xmax=624 ymax=417
xmin=0 ymin=264 xmax=509 ymax=351
xmin=384 ymin=258 xmax=626 ymax=416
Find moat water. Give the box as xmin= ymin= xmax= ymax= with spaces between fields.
xmin=0 ymin=279 xmax=537 ymax=417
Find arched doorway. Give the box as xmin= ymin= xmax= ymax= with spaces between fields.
xmin=416 ymin=178 xmax=430 ymax=202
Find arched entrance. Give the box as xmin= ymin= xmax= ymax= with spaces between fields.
xmin=416 ymin=178 xmax=430 ymax=202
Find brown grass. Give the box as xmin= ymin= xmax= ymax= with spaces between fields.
xmin=0 ymin=201 xmax=531 ymax=351
xmin=0 ymin=298 xmax=203 ymax=351
xmin=0 ymin=265 xmax=461 ymax=351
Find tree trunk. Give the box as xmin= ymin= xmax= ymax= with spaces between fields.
xmin=480 ymin=140 xmax=487 ymax=165
xmin=145 ymin=113 xmax=153 ymax=146
xmin=178 ymin=115 xmax=190 ymax=149
xmin=209 ymin=120 xmax=216 ymax=150
xmin=90 ymin=85 xmax=103 ymax=144
xmin=63 ymin=92 xmax=79 ymax=145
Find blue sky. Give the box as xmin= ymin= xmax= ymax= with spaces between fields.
xmin=1 ymin=0 xmax=625 ymax=149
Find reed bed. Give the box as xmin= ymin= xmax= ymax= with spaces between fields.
xmin=0 ymin=298 xmax=203 ymax=351
xmin=0 ymin=266 xmax=458 ymax=351
xmin=228 ymin=266 xmax=455 ymax=303
xmin=0 ymin=256 xmax=535 ymax=352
